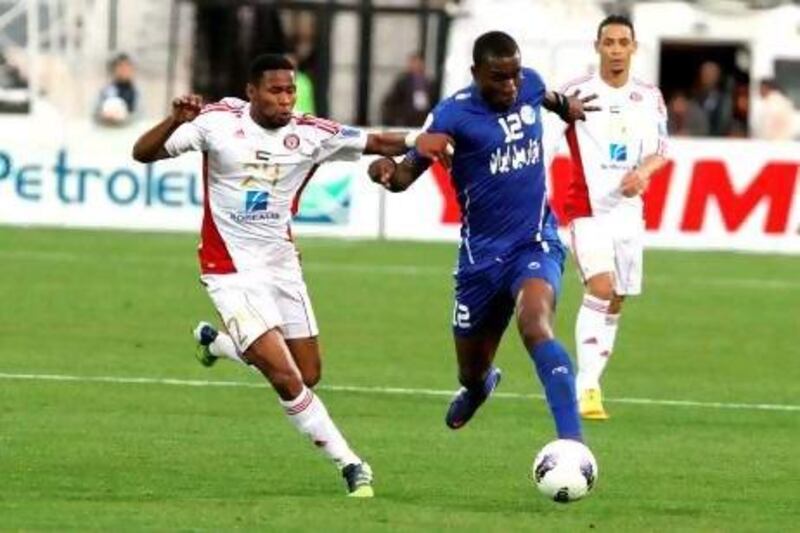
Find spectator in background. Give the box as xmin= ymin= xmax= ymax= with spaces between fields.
xmin=693 ymin=61 xmax=732 ymax=137
xmin=0 ymin=50 xmax=27 ymax=89
xmin=381 ymin=52 xmax=433 ymax=127
xmin=95 ymin=53 xmax=138 ymax=126
xmin=728 ymin=83 xmax=750 ymax=138
xmin=0 ymin=49 xmax=30 ymax=113
xmin=753 ymin=79 xmax=796 ymax=141
xmin=287 ymin=53 xmax=316 ymax=115
xmin=667 ymin=90 xmax=708 ymax=136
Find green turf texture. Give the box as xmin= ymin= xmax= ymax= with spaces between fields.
xmin=1 ymin=226 xmax=798 ymax=531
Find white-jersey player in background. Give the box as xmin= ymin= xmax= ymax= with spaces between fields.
xmin=132 ymin=54 xmax=451 ymax=497
xmin=547 ymin=15 xmax=668 ymax=420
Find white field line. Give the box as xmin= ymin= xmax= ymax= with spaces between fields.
xmin=1 ymin=249 xmax=799 ymax=290
xmin=1 ymin=372 xmax=798 ymax=413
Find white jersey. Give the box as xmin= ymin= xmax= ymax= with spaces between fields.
xmin=164 ymin=98 xmax=368 ymax=274
xmin=551 ymin=73 xmax=668 ymax=225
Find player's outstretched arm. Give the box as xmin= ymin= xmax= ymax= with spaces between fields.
xmin=368 ymin=157 xmax=427 ymax=193
xmin=543 ymin=90 xmax=600 ymax=122
xmin=365 ymin=131 xmax=453 ymax=166
xmin=132 ymin=94 xmax=203 ymax=163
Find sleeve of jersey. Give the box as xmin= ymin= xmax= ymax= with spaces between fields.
xmin=522 ymin=67 xmax=546 ymax=106
xmin=405 ymin=104 xmax=451 ymax=169
xmin=642 ymin=89 xmax=670 ymax=159
xmin=164 ymin=116 xmax=210 ymax=156
xmin=314 ymin=126 xmax=369 ymax=163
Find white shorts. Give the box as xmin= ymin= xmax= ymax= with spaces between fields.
xmin=201 ymin=265 xmax=319 ymax=353
xmin=568 ymin=216 xmax=644 ymax=296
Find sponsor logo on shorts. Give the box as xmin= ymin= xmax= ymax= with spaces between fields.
xmin=528 ymin=261 xmax=541 ymax=270
xmin=452 ymin=301 xmax=471 ymax=329
xmin=339 ymin=127 xmax=362 ymax=138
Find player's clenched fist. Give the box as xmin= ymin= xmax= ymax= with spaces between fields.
xmin=368 ymin=157 xmax=400 ymax=191
xmin=171 ymin=94 xmax=203 ymax=124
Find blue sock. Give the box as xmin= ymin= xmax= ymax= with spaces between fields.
xmin=529 ymin=339 xmax=583 ymax=441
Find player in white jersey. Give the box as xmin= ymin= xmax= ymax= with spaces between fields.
xmin=548 ymin=15 xmax=668 ymax=420
xmin=132 ymin=54 xmax=451 ymax=497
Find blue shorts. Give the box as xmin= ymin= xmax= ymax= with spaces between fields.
xmin=452 ymin=241 xmax=565 ymax=337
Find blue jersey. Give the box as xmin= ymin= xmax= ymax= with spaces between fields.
xmin=411 ymin=68 xmax=560 ymax=271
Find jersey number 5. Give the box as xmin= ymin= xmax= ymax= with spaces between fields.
xmin=498 ymin=113 xmax=524 ymax=143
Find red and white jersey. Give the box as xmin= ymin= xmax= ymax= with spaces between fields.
xmin=164 ymin=98 xmax=367 ymax=274
xmin=550 ymin=73 xmax=669 ymax=224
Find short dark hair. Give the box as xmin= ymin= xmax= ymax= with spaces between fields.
xmin=108 ymin=52 xmax=132 ymax=71
xmin=472 ymin=31 xmax=519 ymax=66
xmin=597 ymin=14 xmax=635 ymax=40
xmin=248 ymin=53 xmax=295 ymax=84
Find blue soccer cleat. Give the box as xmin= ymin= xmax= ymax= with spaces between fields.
xmin=445 ymin=367 xmax=502 ymax=429
xmin=192 ymin=321 xmax=219 ymax=368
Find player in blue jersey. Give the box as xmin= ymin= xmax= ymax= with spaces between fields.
xmin=369 ymin=31 xmax=598 ymax=441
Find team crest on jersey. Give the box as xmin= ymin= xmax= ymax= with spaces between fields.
xmin=520 ymin=105 xmax=536 ymax=125
xmin=283 ymin=133 xmax=300 ymax=150
xmin=629 ymin=91 xmax=643 ymax=102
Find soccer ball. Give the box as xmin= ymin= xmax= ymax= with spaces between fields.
xmin=532 ymin=439 xmax=598 ymax=503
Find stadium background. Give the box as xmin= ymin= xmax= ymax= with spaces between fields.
xmin=1 ymin=0 xmax=799 ymax=530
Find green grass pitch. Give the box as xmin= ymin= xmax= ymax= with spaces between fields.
xmin=1 ymin=226 xmax=799 ymax=531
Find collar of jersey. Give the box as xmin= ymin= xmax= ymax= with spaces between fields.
xmin=595 ymin=71 xmax=632 ymax=94
xmin=242 ymin=104 xmax=290 ymax=136
xmin=469 ymin=83 xmax=519 ymax=114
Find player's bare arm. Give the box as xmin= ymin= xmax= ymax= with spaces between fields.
xmin=364 ymin=131 xmax=452 ymax=165
xmin=543 ymin=89 xmax=601 ymax=122
xmin=620 ymin=154 xmax=668 ymax=197
xmin=368 ymin=132 xmax=452 ymax=191
xmin=132 ymin=94 xmax=203 ymax=163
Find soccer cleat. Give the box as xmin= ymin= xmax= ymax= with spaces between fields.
xmin=342 ymin=462 xmax=374 ymax=498
xmin=445 ymin=367 xmax=502 ymax=429
xmin=579 ymin=388 xmax=610 ymax=420
xmin=192 ymin=321 xmax=219 ymax=368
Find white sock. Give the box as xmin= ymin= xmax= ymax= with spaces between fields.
xmin=602 ymin=313 xmax=621 ymax=372
xmin=208 ymin=331 xmax=248 ymax=366
xmin=280 ymin=386 xmax=361 ymax=469
xmin=575 ymin=294 xmax=611 ymax=393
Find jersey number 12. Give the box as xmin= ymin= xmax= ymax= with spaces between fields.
xmin=498 ymin=114 xmax=524 ymax=143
